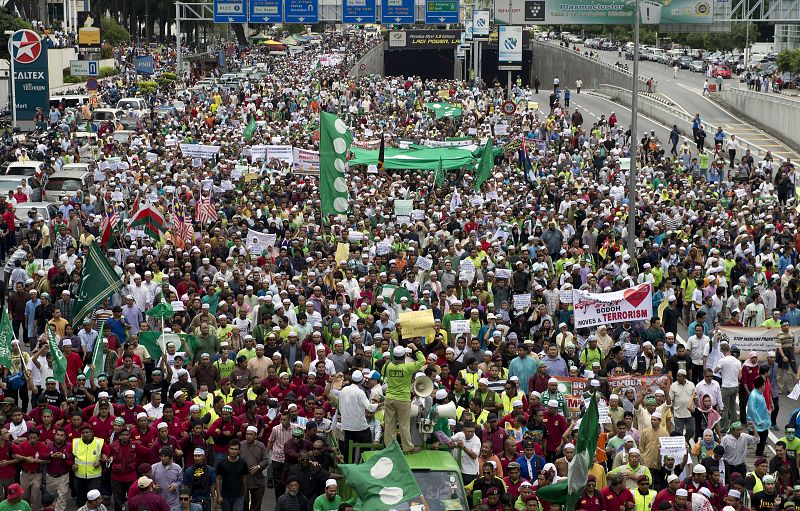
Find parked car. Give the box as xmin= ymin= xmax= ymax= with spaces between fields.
xmin=43 ymin=168 xmax=93 ymax=203
xmin=677 ymin=55 xmax=694 ymax=69
xmin=711 ymin=66 xmax=732 ymax=78
xmin=5 ymin=161 xmax=45 ymax=177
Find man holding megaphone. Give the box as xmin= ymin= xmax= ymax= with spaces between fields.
xmin=383 ymin=342 xmax=427 ymax=453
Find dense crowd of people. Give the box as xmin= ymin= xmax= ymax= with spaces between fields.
xmin=0 ymin=23 xmax=798 ymax=511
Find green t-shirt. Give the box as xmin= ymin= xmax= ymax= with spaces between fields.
xmin=313 ymin=494 xmax=342 ymax=511
xmin=0 ymin=500 xmax=32 ymax=511
xmin=781 ymin=436 xmax=800 ymax=458
xmin=382 ymin=351 xmax=426 ymax=402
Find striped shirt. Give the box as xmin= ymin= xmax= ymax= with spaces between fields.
xmin=268 ymin=424 xmax=293 ymax=463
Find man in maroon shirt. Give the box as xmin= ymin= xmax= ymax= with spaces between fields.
xmin=115 ymin=390 xmax=146 ymax=426
xmin=269 ymin=372 xmax=297 ymax=403
xmin=482 ymin=414 xmax=508 ymax=456
xmin=601 ymin=472 xmax=635 ymax=511
xmin=15 ymin=428 xmax=49 ymax=510
xmin=110 ymin=427 xmax=140 ymax=511
xmin=45 ymin=428 xmax=73 ymax=511
xmin=0 ymin=427 xmax=20 ymax=497
xmin=128 ymin=476 xmax=171 ymax=511
xmin=541 ymin=400 xmax=568 ymax=462
xmin=576 ymin=475 xmax=604 ymax=511
xmin=87 ymin=400 xmax=115 ymax=441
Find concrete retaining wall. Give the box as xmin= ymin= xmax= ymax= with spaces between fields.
xmin=531 ymin=40 xmax=654 ymax=93
xmin=716 ymin=88 xmax=800 ymax=153
xmin=348 ymin=42 xmax=385 ymax=78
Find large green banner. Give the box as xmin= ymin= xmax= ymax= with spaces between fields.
xmin=494 ymin=0 xmax=713 ymax=25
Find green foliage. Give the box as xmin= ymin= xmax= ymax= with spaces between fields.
xmin=100 ymin=17 xmax=131 ymax=44
xmin=285 ymin=24 xmax=307 ymax=35
xmin=100 ymin=44 xmax=113 ymax=59
xmin=62 ymin=66 xmax=117 ymax=83
xmin=138 ymin=81 xmax=158 ymax=94
xmin=777 ymin=50 xmax=800 ymax=75
xmin=0 ymin=8 xmax=32 ymax=59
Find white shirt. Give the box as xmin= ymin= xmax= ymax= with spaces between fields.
xmin=144 ymin=402 xmax=164 ymax=422
xmin=715 ymin=355 xmax=742 ymax=388
xmin=451 ymin=432 xmax=481 ymax=475
xmin=686 ymin=335 xmax=708 ymax=365
xmin=337 ymin=383 xmax=378 ymax=432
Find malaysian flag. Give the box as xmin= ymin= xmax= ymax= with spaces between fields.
xmin=195 ymin=193 xmax=218 ymax=224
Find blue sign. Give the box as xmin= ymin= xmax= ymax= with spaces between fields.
xmin=381 ymin=0 xmax=414 ymax=23
xmin=214 ymin=0 xmax=247 ymax=22
xmin=425 ymin=0 xmax=458 ymax=23
xmin=284 ymin=0 xmax=318 ymax=22
xmin=10 ymin=29 xmax=49 ymax=131
xmin=343 ymin=0 xmax=376 ymax=23
xmin=249 ymin=0 xmax=282 ymax=22
xmin=135 ymin=55 xmax=154 ymax=75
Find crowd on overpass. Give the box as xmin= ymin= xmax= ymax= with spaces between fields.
xmin=0 ymin=23 xmax=797 ymax=511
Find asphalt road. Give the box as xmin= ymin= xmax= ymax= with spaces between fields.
xmin=579 ymin=46 xmax=798 ymax=160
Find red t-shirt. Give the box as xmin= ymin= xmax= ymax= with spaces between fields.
xmin=0 ymin=441 xmax=20 ymax=479
xmin=600 ymin=486 xmax=635 ymax=511
xmin=17 ymin=440 xmax=50 ymax=472
xmin=88 ymin=415 xmax=115 ymax=441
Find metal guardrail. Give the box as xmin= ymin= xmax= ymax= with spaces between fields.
xmin=723 ymin=86 xmax=800 ymax=107
xmin=593 ymin=83 xmax=781 ymax=161
xmin=533 ymin=39 xmax=656 ymax=92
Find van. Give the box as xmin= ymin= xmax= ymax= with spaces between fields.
xmin=92 ymin=108 xmax=125 ymax=124
xmin=44 ymin=168 xmax=93 ymax=203
xmin=116 ymin=97 xmax=151 ymax=116
xmin=50 ymin=95 xmax=90 ymax=109
xmin=5 ymin=161 xmax=46 ymax=177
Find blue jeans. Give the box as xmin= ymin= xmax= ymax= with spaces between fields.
xmin=221 ymin=496 xmax=244 ymax=511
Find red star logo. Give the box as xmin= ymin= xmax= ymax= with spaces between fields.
xmin=12 ymin=30 xmax=42 ymax=64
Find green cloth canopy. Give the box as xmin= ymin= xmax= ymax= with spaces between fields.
xmin=349 ymin=146 xmax=476 ymax=171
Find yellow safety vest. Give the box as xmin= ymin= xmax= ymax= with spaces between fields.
xmin=500 ymin=391 xmax=526 ymax=415
xmin=72 ymin=438 xmax=104 ymax=479
xmin=460 ymin=369 xmax=481 ymax=389
xmin=634 ymin=490 xmax=656 ymax=511
xmin=747 ymin=471 xmax=763 ymax=494
xmin=214 ymin=388 xmax=234 ymax=404
xmin=193 ymin=394 xmax=214 ymax=417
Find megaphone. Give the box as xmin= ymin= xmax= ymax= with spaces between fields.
xmin=435 ymin=401 xmax=457 ymax=420
xmin=413 ymin=376 xmax=434 ymax=398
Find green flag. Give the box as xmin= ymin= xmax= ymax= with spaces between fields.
xmin=243 ymin=116 xmax=257 ymax=141
xmin=435 ymin=156 xmax=445 ymax=188
xmin=146 ymin=302 xmax=174 ymax=320
xmin=338 ymin=440 xmax=422 ymax=511
xmin=474 ymin=138 xmax=494 ymax=192
xmin=139 ymin=331 xmax=198 ymax=362
xmin=72 ymin=243 xmax=125 ymax=328
xmin=84 ymin=322 xmax=105 ymax=380
xmin=319 ymin=112 xmax=353 ymax=216
xmin=47 ymin=326 xmax=67 ymax=382
xmin=0 ymin=307 xmax=14 ymax=369
xmin=535 ymin=394 xmax=600 ymax=510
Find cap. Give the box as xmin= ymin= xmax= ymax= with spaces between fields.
xmin=676 ymin=489 xmax=688 ymax=497
xmin=763 ymin=475 xmax=776 ymax=484
xmin=699 ymin=488 xmax=712 ymax=498
xmin=87 ymin=489 xmax=102 ymax=501
xmin=547 ymin=399 xmax=559 ymax=408
xmin=6 ymin=484 xmax=23 ymax=499
xmin=728 ymin=490 xmax=742 ymax=499
xmin=693 ymin=464 xmax=706 ymax=474
xmin=138 ymin=476 xmax=153 ymax=489
xmin=667 ymin=475 xmax=680 ymax=484
xmin=325 ymin=479 xmax=338 ymax=488
xmin=194 ymin=448 xmax=206 ymax=456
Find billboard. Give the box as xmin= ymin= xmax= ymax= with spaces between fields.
xmin=494 ymin=0 xmax=712 ymax=24
xmin=136 ymin=55 xmax=154 ymax=75
xmin=498 ymin=25 xmax=522 ymax=62
xmin=10 ymin=30 xmax=50 ymax=131
xmin=472 ymin=9 xmax=490 ymax=36
xmin=388 ymin=30 xmax=461 ymax=47
xmin=77 ymin=12 xmax=101 ymax=46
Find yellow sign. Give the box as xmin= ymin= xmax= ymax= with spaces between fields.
xmin=335 ymin=242 xmax=350 ymax=264
xmin=437 ymin=89 xmax=450 ymax=99
xmin=244 ymin=173 xmax=259 ymax=182
xmin=398 ymin=309 xmax=436 ymax=341
xmin=78 ymin=27 xmax=100 ymax=46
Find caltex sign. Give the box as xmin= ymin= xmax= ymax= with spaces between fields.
xmin=10 ymin=29 xmax=50 ymax=130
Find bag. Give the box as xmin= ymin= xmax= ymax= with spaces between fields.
xmin=6 ymin=371 xmax=25 ymax=391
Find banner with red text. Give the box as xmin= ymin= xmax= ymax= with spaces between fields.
xmin=607 ymin=374 xmax=671 ymax=394
xmin=572 ymin=283 xmax=653 ymax=328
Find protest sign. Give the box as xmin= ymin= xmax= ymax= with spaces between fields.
xmin=450 ymin=320 xmax=471 ymax=334
xmin=552 ymin=376 xmax=589 ymax=417
xmin=513 ymin=293 xmax=531 ymax=311
xmin=460 ymin=259 xmax=475 ymax=282
xmin=415 ymin=256 xmax=433 ymax=271
xmin=335 ymin=242 xmax=350 ymax=264
xmin=559 ymin=290 xmax=573 ymax=304
xmin=572 ymin=283 xmax=653 ymax=328
xmin=251 ymin=144 xmax=294 ymax=163
xmin=495 ymin=268 xmax=512 ymax=280
xmin=292 ymin=148 xmax=320 ymax=174
xmin=718 ymin=326 xmax=800 ymax=360
xmin=179 ymin=144 xmax=221 ymax=159
xmin=245 ymin=230 xmax=277 ymax=256
xmin=607 ymin=374 xmax=672 ymax=394
xmin=659 ymin=436 xmax=686 ymax=459
xmin=399 ymin=309 xmax=436 ymax=341
xmin=376 ymin=242 xmax=392 ymax=255
xmin=394 ymin=200 xmax=414 ymax=217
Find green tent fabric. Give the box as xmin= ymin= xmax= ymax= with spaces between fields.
xmin=424 ymin=102 xmax=462 ymax=119
xmin=349 ymin=146 xmax=475 ymax=171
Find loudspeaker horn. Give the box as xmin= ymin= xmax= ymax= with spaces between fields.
xmin=413 ymin=376 xmax=434 ymax=398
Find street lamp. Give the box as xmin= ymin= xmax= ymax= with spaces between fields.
xmin=5 ymin=30 xmax=15 ymax=131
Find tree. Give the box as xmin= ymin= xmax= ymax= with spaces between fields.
xmin=101 ymin=16 xmax=131 ymax=44
xmin=0 ymin=8 xmax=31 ymax=59
xmin=777 ymin=49 xmax=800 ymax=75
